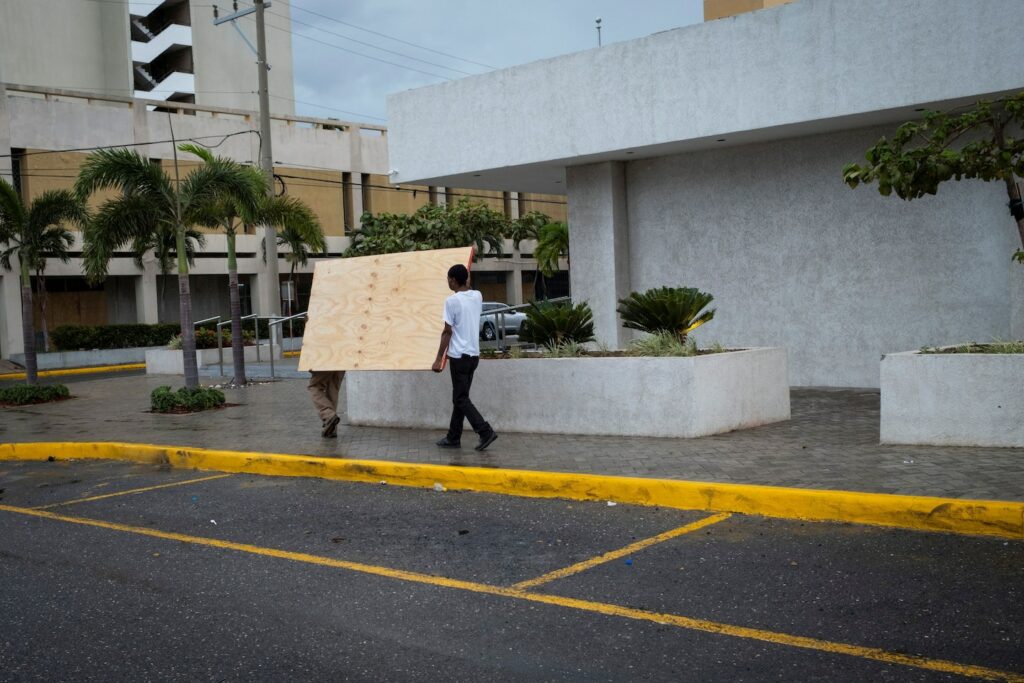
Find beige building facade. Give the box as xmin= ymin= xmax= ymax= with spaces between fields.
xmin=0 ymin=83 xmax=565 ymax=359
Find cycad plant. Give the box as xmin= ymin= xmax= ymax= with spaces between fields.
xmin=617 ymin=287 xmax=715 ymax=344
xmin=182 ymin=144 xmax=320 ymax=385
xmin=519 ymin=301 xmax=595 ymax=347
xmin=0 ymin=180 xmax=86 ymax=384
xmin=76 ymin=147 xmax=256 ymax=389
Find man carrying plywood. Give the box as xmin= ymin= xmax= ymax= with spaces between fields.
xmin=432 ymin=264 xmax=498 ymax=451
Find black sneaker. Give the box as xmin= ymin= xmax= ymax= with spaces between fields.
xmin=475 ymin=432 xmax=498 ymax=452
xmin=436 ymin=437 xmax=461 ymax=448
xmin=322 ymin=415 xmax=341 ymax=438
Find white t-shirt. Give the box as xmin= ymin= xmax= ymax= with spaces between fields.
xmin=444 ymin=289 xmax=482 ymax=358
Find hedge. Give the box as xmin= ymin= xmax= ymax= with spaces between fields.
xmin=52 ymin=324 xmax=181 ymax=351
xmin=151 ymin=385 xmax=226 ymax=413
xmin=52 ymin=319 xmax=305 ymax=352
xmin=0 ymin=384 xmax=70 ymax=405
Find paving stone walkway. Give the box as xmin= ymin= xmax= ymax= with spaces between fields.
xmin=2 ymin=373 xmax=1022 ymax=501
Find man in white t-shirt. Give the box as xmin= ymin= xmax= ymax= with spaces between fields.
xmin=431 ymin=263 xmax=498 ymax=451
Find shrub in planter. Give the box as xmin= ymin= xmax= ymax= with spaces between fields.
xmin=52 ymin=323 xmax=181 ymax=351
xmin=0 ymin=384 xmax=70 ymax=405
xmin=167 ymin=329 xmax=254 ymax=350
xmin=617 ymin=287 xmax=715 ymax=343
xmin=151 ymin=385 xmax=226 ymax=413
xmin=519 ymin=301 xmax=596 ymax=347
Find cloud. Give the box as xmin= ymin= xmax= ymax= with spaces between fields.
xmin=285 ymin=0 xmax=703 ymax=123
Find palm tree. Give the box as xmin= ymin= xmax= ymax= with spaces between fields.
xmin=181 ymin=143 xmax=320 ymax=385
xmin=275 ymin=206 xmax=326 ymax=313
xmin=132 ymin=223 xmax=206 ymax=318
xmin=509 ymin=211 xmax=553 ymax=301
xmin=0 ymin=180 xmax=86 ymax=384
xmin=533 ymin=221 xmax=569 ymax=299
xmin=75 ymin=147 xmax=255 ymax=389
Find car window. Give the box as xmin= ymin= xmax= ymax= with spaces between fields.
xmin=483 ymin=303 xmax=499 ymax=311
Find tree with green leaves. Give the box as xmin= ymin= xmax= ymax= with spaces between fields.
xmin=76 ymin=147 xmax=256 ymax=389
xmin=843 ymin=92 xmax=1024 ymax=263
xmin=345 ymin=197 xmax=508 ymax=259
xmin=509 ymin=211 xmax=560 ymax=299
xmin=181 ymin=143 xmax=320 ymax=385
xmin=0 ymin=180 xmax=87 ymax=384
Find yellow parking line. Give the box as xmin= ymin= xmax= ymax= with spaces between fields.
xmin=33 ymin=473 xmax=233 ymax=510
xmin=513 ymin=512 xmax=731 ymax=590
xmin=0 ymin=502 xmax=1019 ymax=682
xmin=0 ymin=363 xmax=145 ymax=381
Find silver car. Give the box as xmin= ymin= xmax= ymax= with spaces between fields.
xmin=480 ymin=302 xmax=526 ymax=341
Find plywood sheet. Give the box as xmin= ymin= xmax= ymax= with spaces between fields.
xmin=298 ymin=247 xmax=474 ymax=371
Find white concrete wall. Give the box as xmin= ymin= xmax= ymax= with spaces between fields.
xmin=388 ymin=0 xmax=1024 ymax=191
xmin=0 ymin=0 xmax=132 ymax=97
xmin=347 ymin=348 xmax=790 ymax=438
xmin=621 ymin=124 xmax=1018 ymax=387
xmin=881 ymin=350 xmax=1024 ymax=447
xmin=189 ymin=0 xmax=295 ymax=114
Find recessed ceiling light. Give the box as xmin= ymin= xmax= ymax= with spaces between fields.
xmin=716 ymin=138 xmax=726 ymax=142
xmin=473 ymin=173 xmax=481 ymax=177
xmin=625 ymin=151 xmax=635 ymax=155
xmin=914 ymin=108 xmax=926 ymax=112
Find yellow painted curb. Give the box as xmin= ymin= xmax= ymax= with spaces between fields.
xmin=0 ymin=363 xmax=145 ymax=381
xmin=1 ymin=441 xmax=1021 ymax=540
xmin=283 ymin=350 xmax=300 ymax=358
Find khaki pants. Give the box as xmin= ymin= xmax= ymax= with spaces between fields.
xmin=308 ymin=370 xmax=344 ymax=423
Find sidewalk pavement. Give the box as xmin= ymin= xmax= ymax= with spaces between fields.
xmin=1 ymin=371 xmax=1022 ymax=501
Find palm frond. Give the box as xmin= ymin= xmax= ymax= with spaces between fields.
xmin=264 ymin=195 xmax=325 ymax=254
xmin=83 ymin=193 xmax=163 ymax=282
xmin=75 ymin=148 xmax=172 ymax=202
xmin=179 ymin=158 xmax=261 ymax=217
xmin=0 ymin=177 xmax=27 ymax=235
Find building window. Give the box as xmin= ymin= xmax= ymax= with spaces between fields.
xmin=360 ymin=173 xmax=371 ymax=214
xmin=342 ymin=172 xmax=354 ymax=233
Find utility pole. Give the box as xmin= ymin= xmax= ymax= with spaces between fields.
xmin=213 ymin=0 xmax=280 ymax=321
xmin=254 ymin=0 xmax=280 ymax=321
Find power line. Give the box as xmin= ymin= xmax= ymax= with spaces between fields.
xmin=267 ymin=94 xmax=386 ymax=122
xmin=267 ymin=8 xmax=475 ymax=77
xmin=0 ymin=130 xmax=256 ymax=159
xmin=242 ymin=13 xmax=453 ymax=82
xmin=288 ymin=1 xmax=497 ymax=71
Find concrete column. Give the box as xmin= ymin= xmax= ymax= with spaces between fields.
xmin=506 ymin=263 xmax=524 ymax=306
xmin=566 ymin=161 xmax=631 ymax=348
xmin=0 ymin=83 xmax=12 ymax=184
xmin=1 ymin=270 xmax=24 ymax=358
xmin=135 ymin=265 xmax=160 ymax=324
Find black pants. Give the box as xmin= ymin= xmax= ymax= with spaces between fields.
xmin=446 ymin=354 xmax=492 ymax=442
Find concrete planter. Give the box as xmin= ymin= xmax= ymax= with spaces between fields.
xmin=145 ymin=343 xmax=281 ymax=375
xmin=346 ymin=347 xmax=790 ymax=438
xmin=11 ymin=346 xmax=163 ymax=370
xmin=881 ymin=349 xmax=1024 ymax=447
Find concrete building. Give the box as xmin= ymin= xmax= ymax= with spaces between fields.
xmin=387 ymin=0 xmax=1024 ymax=387
xmin=0 ymin=83 xmax=564 ymax=359
xmin=0 ymin=0 xmax=294 ymax=113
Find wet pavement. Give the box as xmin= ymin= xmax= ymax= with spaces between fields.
xmin=2 ymin=372 xmax=1023 ymax=500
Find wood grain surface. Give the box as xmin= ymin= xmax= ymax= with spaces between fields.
xmin=298 ymin=247 xmax=474 ymax=371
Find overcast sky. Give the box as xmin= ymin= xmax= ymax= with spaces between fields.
xmin=281 ymin=0 xmax=704 ymax=123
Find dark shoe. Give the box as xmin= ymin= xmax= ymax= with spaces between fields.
xmin=322 ymin=415 xmax=341 ymax=438
xmin=436 ymin=437 xmax=461 ymax=448
xmin=475 ymin=432 xmax=498 ymax=451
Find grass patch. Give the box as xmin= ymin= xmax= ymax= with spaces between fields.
xmin=0 ymin=384 xmax=71 ymax=407
xmin=919 ymin=340 xmax=1024 ymax=354
xmin=151 ymin=385 xmax=226 ymax=414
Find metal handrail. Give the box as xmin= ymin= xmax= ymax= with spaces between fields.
xmin=268 ymin=312 xmax=308 ymax=378
xmin=193 ymin=316 xmax=220 ymax=327
xmin=215 ymin=314 xmax=259 ymax=376
xmin=482 ymin=297 xmax=570 ymax=351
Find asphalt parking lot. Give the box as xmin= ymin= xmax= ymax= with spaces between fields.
xmin=0 ymin=459 xmax=1021 ymax=682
